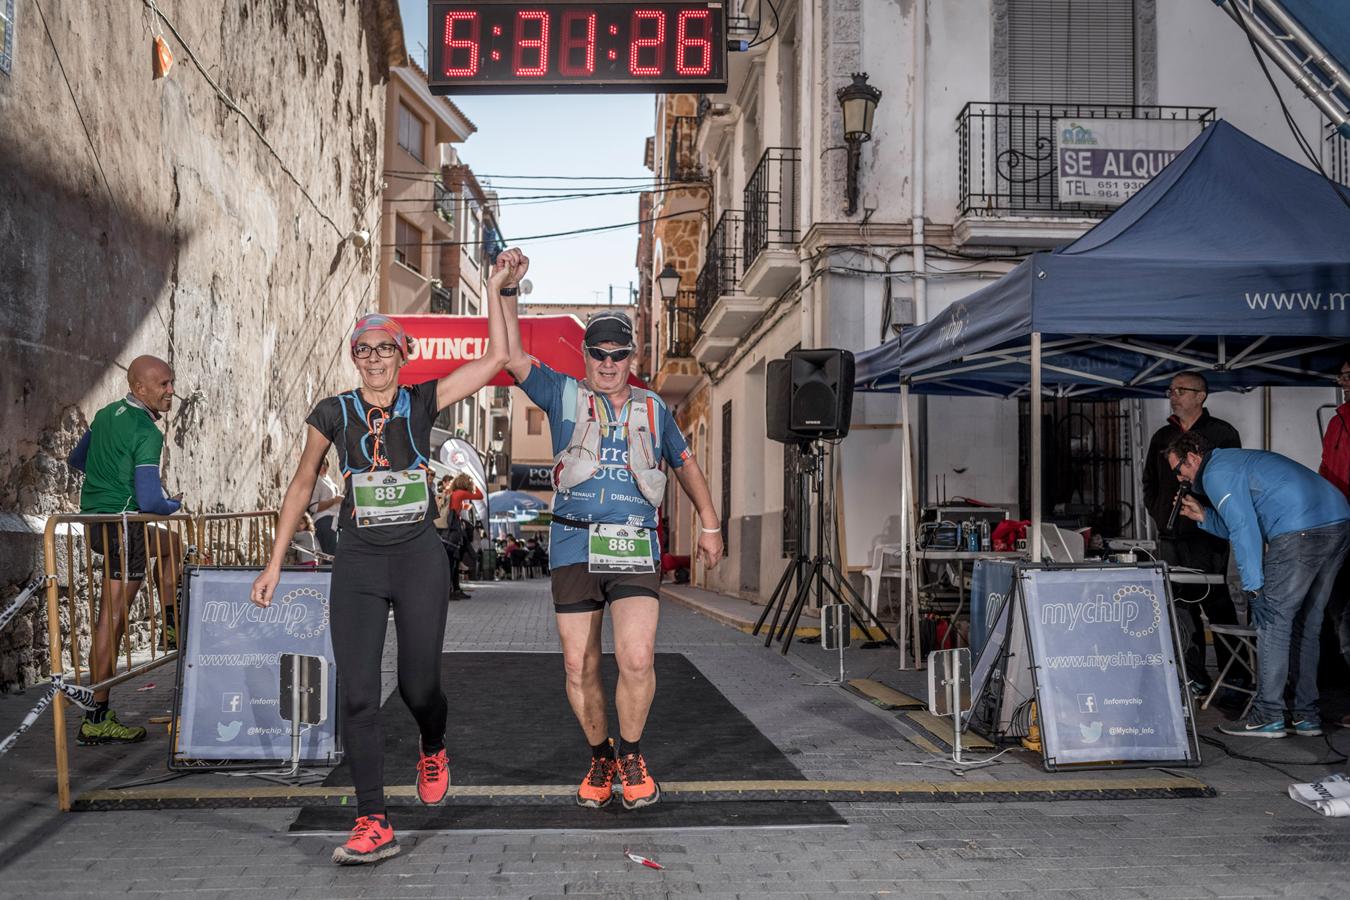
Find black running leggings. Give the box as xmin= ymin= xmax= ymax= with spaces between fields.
xmin=330 ymin=528 xmax=450 ymax=817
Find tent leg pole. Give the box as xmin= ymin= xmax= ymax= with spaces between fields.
xmin=1030 ymin=332 xmax=1043 ymax=562
xmin=900 ymin=384 xmax=914 ymax=669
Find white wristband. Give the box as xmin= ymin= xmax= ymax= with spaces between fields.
xmin=700 ymin=526 xmax=722 ymax=534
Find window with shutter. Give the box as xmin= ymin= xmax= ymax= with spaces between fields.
xmin=1007 ymin=0 xmax=1136 ymax=105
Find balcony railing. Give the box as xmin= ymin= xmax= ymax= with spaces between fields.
xmin=666 ymin=290 xmax=698 ymax=359
xmin=695 ymin=210 xmax=744 ymax=328
xmin=743 ymin=147 xmax=801 ymax=267
xmin=957 ymin=102 xmax=1216 ymax=218
xmin=665 ymin=115 xmax=702 ymax=182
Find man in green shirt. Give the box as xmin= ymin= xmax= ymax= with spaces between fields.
xmin=68 ymin=355 xmax=184 ymax=744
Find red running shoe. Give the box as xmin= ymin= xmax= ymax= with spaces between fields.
xmin=331 ymin=814 xmax=400 ymax=865
xmin=576 ymin=754 xmax=617 ymax=808
xmin=617 ymin=752 xmax=660 ymax=810
xmin=416 ymin=747 xmax=450 ymax=805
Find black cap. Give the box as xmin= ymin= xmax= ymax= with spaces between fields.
xmin=584 ymin=311 xmax=634 ymax=347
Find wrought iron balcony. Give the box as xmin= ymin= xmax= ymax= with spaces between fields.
xmin=695 ymin=210 xmax=744 ymax=328
xmin=957 ymin=102 xmax=1216 ymax=219
xmin=666 ymin=290 xmax=698 ymax=359
xmin=742 ymin=148 xmax=801 ymax=268
xmin=665 ymin=115 xmax=702 ymax=182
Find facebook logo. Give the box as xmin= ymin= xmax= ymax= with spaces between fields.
xmin=222 ymin=692 xmax=243 ymax=713
xmin=1077 ymin=693 xmax=1097 ymax=714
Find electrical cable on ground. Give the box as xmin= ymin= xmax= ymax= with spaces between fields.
xmin=1199 ymin=730 xmax=1348 ymax=782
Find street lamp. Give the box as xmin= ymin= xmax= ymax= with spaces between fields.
xmin=836 ymin=72 xmax=882 ymax=216
xmin=656 ymin=263 xmax=681 ymax=302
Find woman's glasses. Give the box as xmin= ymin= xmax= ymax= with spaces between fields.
xmin=353 ymin=342 xmax=400 ymax=359
xmin=585 ymin=345 xmax=633 ymax=363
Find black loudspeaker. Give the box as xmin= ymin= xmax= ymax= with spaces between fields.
xmin=788 ymin=349 xmax=855 ymax=439
xmin=766 ymin=359 xmax=809 ymax=445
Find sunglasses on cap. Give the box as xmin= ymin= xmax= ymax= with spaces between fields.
xmin=584 ymin=345 xmax=633 ymax=363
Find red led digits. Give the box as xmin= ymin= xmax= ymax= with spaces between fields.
xmin=675 ymin=8 xmax=711 ymax=76
xmin=442 ymin=10 xmax=481 ymax=77
xmin=513 ymin=10 xmax=550 ymax=76
xmin=559 ymin=10 xmax=597 ymax=76
xmin=629 ymin=9 xmax=665 ymax=76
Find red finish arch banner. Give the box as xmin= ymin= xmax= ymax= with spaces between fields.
xmin=392 ymin=313 xmax=644 ymax=387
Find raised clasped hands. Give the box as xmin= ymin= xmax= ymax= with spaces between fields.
xmin=490 ymin=247 xmax=530 ymax=292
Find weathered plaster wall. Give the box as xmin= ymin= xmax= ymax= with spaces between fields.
xmin=0 ymin=0 xmax=404 ymax=690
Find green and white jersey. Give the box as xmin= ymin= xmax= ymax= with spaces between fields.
xmin=79 ymin=396 xmax=166 ymax=514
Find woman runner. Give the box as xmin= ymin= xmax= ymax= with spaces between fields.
xmin=250 ymin=248 xmax=528 ymax=864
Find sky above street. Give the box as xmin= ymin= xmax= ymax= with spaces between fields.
xmin=397 ymin=1 xmax=654 ymax=305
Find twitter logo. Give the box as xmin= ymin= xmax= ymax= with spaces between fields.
xmin=216 ymin=720 xmax=243 ymax=743
xmin=1079 ymin=721 xmax=1103 ymax=744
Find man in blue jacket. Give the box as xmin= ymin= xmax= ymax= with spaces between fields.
xmin=1170 ymin=432 xmax=1350 ymax=738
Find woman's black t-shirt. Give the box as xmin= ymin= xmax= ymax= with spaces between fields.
xmin=305 ymin=380 xmax=441 ymax=548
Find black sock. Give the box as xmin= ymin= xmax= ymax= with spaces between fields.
xmin=591 ymin=738 xmax=614 ymax=759
xmin=421 ymin=738 xmax=444 ymax=756
xmin=617 ymin=737 xmax=640 ymax=757
xmin=87 ymin=702 xmax=110 ymax=723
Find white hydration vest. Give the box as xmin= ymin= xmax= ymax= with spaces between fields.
xmin=551 ymin=380 xmax=668 ymax=509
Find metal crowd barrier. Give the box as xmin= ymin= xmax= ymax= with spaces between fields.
xmin=41 ymin=510 xmax=277 ymax=810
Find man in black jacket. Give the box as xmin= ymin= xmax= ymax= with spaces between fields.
xmin=1142 ymin=372 xmax=1242 ymax=695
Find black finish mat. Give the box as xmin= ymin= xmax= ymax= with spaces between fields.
xmin=290 ymin=652 xmax=844 ymax=831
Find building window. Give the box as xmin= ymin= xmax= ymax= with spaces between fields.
xmin=466 ymin=204 xmax=481 ymax=263
xmin=1007 ymin=0 xmax=1137 ymax=104
xmin=394 ymin=217 xmax=423 ymax=272
xmin=0 ymin=0 xmax=15 ymax=76
xmin=526 ymin=407 xmax=544 ymax=435
xmin=397 ymin=101 xmax=426 ymax=163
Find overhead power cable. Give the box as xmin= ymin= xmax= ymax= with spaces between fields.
xmin=398 ymin=207 xmax=697 ymax=247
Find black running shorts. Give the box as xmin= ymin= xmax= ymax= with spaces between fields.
xmin=88 ymin=522 xmax=148 ymax=581
xmin=551 ymin=563 xmax=661 ymax=613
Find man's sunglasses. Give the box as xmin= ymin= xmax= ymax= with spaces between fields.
xmin=585 ymin=345 xmax=633 ymax=363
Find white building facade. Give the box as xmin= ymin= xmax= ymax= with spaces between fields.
xmin=640 ymin=0 xmax=1347 ymax=603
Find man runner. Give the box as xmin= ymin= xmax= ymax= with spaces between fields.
xmin=67 ymin=354 xmax=184 ymax=744
xmin=502 ymin=277 xmax=723 ymax=810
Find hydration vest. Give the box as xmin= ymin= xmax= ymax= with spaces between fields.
xmin=335 ymin=387 xmax=430 ymax=476
xmin=551 ymin=379 xmax=668 ymax=509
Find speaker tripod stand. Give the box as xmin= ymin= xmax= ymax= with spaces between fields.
xmin=752 ymin=441 xmax=895 ymax=655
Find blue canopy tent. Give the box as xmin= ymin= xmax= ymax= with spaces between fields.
xmin=854 ymin=119 xmax=1350 ymax=595
xmin=487 ymin=490 xmax=549 ymax=537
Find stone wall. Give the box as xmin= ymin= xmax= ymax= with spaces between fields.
xmin=0 ymin=0 xmax=404 ymax=691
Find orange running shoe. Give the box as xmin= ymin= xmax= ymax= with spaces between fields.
xmin=331 ymin=814 xmax=400 ymax=865
xmin=576 ymin=754 xmax=617 ymax=808
xmin=416 ymin=747 xmax=450 ymax=805
xmin=617 ymin=752 xmax=660 ymax=810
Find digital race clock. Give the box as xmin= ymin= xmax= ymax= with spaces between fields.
xmin=427 ymin=1 xmax=728 ymax=94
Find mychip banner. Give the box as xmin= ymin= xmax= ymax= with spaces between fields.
xmin=173 ymin=567 xmax=339 ymax=764
xmin=1056 ymin=118 xmax=1202 ymax=206
xmin=1018 ymin=564 xmax=1197 ymax=768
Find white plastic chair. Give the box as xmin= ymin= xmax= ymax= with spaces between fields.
xmin=1039 ymin=524 xmax=1085 ymax=563
xmin=860 ymin=543 xmax=906 ymax=615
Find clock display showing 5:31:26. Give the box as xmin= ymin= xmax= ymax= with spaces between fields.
xmin=427 ymin=1 xmax=728 ymax=94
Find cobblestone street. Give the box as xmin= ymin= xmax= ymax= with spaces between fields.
xmin=1 ymin=577 xmax=1348 ymax=898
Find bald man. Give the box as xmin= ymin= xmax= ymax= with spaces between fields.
xmin=68 ymin=355 xmax=185 ymax=745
